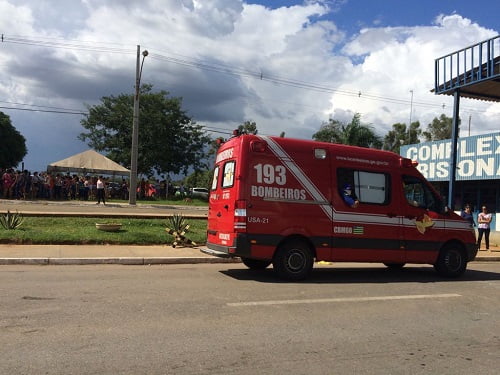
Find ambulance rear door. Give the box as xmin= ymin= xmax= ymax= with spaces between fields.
xmin=206 ymin=138 xmax=243 ymax=253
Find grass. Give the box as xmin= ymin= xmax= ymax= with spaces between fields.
xmin=107 ymin=197 xmax=208 ymax=206
xmin=0 ymin=217 xmax=207 ymax=245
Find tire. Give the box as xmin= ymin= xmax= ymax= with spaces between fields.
xmin=273 ymin=240 xmax=314 ymax=281
xmin=241 ymin=258 xmax=272 ymax=270
xmin=434 ymin=245 xmax=467 ymax=278
xmin=383 ymin=263 xmax=406 ymax=269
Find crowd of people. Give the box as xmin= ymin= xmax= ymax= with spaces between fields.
xmin=0 ymin=168 xmax=176 ymax=202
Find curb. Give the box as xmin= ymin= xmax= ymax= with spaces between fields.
xmin=0 ymin=257 xmax=498 ymax=265
xmin=473 ymin=256 xmax=500 ymax=262
xmin=0 ymin=257 xmax=242 ymax=265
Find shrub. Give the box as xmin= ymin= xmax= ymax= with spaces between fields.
xmin=166 ymin=214 xmax=197 ymax=248
xmin=0 ymin=210 xmax=25 ymax=230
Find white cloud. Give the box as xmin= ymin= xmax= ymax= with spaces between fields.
xmin=330 ymin=15 xmax=499 ymax=137
xmin=0 ymin=1 xmax=34 ymax=34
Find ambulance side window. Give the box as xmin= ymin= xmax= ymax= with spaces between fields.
xmin=211 ymin=166 xmax=220 ymax=191
xmin=222 ymin=161 xmax=235 ymax=188
xmin=337 ymin=168 xmax=390 ymax=205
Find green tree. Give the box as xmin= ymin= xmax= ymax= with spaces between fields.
xmin=238 ymin=120 xmax=258 ymax=135
xmin=383 ymin=121 xmax=421 ymax=154
xmin=312 ymin=113 xmax=382 ymax=148
xmin=79 ymin=85 xmax=210 ymax=176
xmin=422 ymin=114 xmax=456 ymax=141
xmin=408 ymin=121 xmax=422 ymax=145
xmin=0 ymin=111 xmax=27 ymax=168
xmin=184 ymin=169 xmax=212 ymax=189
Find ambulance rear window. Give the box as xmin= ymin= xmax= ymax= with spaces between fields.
xmin=222 ymin=161 xmax=235 ymax=188
xmin=211 ymin=166 xmax=220 ymax=191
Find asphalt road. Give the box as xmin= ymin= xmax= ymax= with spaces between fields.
xmin=1 ymin=262 xmax=499 ymax=374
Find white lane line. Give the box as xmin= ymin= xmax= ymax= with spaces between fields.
xmin=227 ymin=294 xmax=461 ymax=307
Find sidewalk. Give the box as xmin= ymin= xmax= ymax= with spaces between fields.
xmin=0 ymin=244 xmax=241 ymax=265
xmin=0 ymin=243 xmax=498 ymax=265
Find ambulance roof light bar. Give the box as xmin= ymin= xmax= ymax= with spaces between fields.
xmin=400 ymin=157 xmax=418 ymax=168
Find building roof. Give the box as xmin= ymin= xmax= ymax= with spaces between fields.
xmin=434 ymin=36 xmax=500 ymax=103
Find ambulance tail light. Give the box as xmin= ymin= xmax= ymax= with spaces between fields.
xmin=234 ymin=199 xmax=247 ymax=233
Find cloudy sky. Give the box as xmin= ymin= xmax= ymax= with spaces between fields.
xmin=1 ymin=0 xmax=499 ymax=172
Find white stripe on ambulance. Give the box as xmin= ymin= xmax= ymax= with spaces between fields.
xmin=259 ymin=136 xmax=334 ymax=221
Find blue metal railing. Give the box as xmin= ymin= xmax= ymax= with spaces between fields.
xmin=434 ymin=35 xmax=500 ymax=94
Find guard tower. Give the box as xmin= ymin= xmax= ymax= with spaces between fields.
xmin=434 ymin=35 xmax=500 ymax=208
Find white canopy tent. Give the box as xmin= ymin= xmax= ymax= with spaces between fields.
xmin=47 ymin=150 xmax=130 ymax=176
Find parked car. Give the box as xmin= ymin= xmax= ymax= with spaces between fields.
xmin=107 ymin=182 xmax=122 ymax=198
xmin=189 ymin=187 xmax=209 ymax=200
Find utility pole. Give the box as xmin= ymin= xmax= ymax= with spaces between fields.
xmin=129 ymin=45 xmax=148 ymax=205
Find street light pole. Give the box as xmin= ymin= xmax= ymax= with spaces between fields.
xmin=129 ymin=45 xmax=148 ymax=205
xmin=408 ymin=89 xmax=414 ymax=144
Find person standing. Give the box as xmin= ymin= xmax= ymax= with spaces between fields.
xmin=461 ymin=204 xmax=476 ymax=227
xmin=120 ymin=179 xmax=129 ymax=200
xmin=96 ymin=176 xmax=106 ymax=205
xmin=2 ymin=168 xmax=13 ymax=199
xmin=477 ymin=205 xmax=492 ymax=250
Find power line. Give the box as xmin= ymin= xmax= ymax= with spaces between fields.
xmin=2 ymin=34 xmax=133 ymax=55
xmin=203 ymin=129 xmax=233 ymax=136
xmin=0 ymin=100 xmax=85 ymax=112
xmin=2 ymin=34 xmax=498 ymax=118
xmin=149 ymin=50 xmax=497 ymax=114
xmin=0 ymin=106 xmax=85 ymax=115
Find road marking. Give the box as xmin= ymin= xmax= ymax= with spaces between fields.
xmin=227 ymin=293 xmax=461 ymax=307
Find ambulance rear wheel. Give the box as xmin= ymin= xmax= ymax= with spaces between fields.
xmin=241 ymin=258 xmax=272 ymax=270
xmin=434 ymin=244 xmax=467 ymax=278
xmin=273 ymin=240 xmax=314 ymax=281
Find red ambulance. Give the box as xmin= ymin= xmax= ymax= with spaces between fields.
xmin=202 ymin=132 xmax=478 ymax=280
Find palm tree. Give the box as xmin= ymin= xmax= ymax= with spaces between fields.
xmin=383 ymin=121 xmax=422 ymax=154
xmin=312 ymin=113 xmax=382 ymax=149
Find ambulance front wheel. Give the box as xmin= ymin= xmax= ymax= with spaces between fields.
xmin=241 ymin=258 xmax=272 ymax=270
xmin=434 ymin=244 xmax=467 ymax=278
xmin=273 ymin=240 xmax=314 ymax=281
